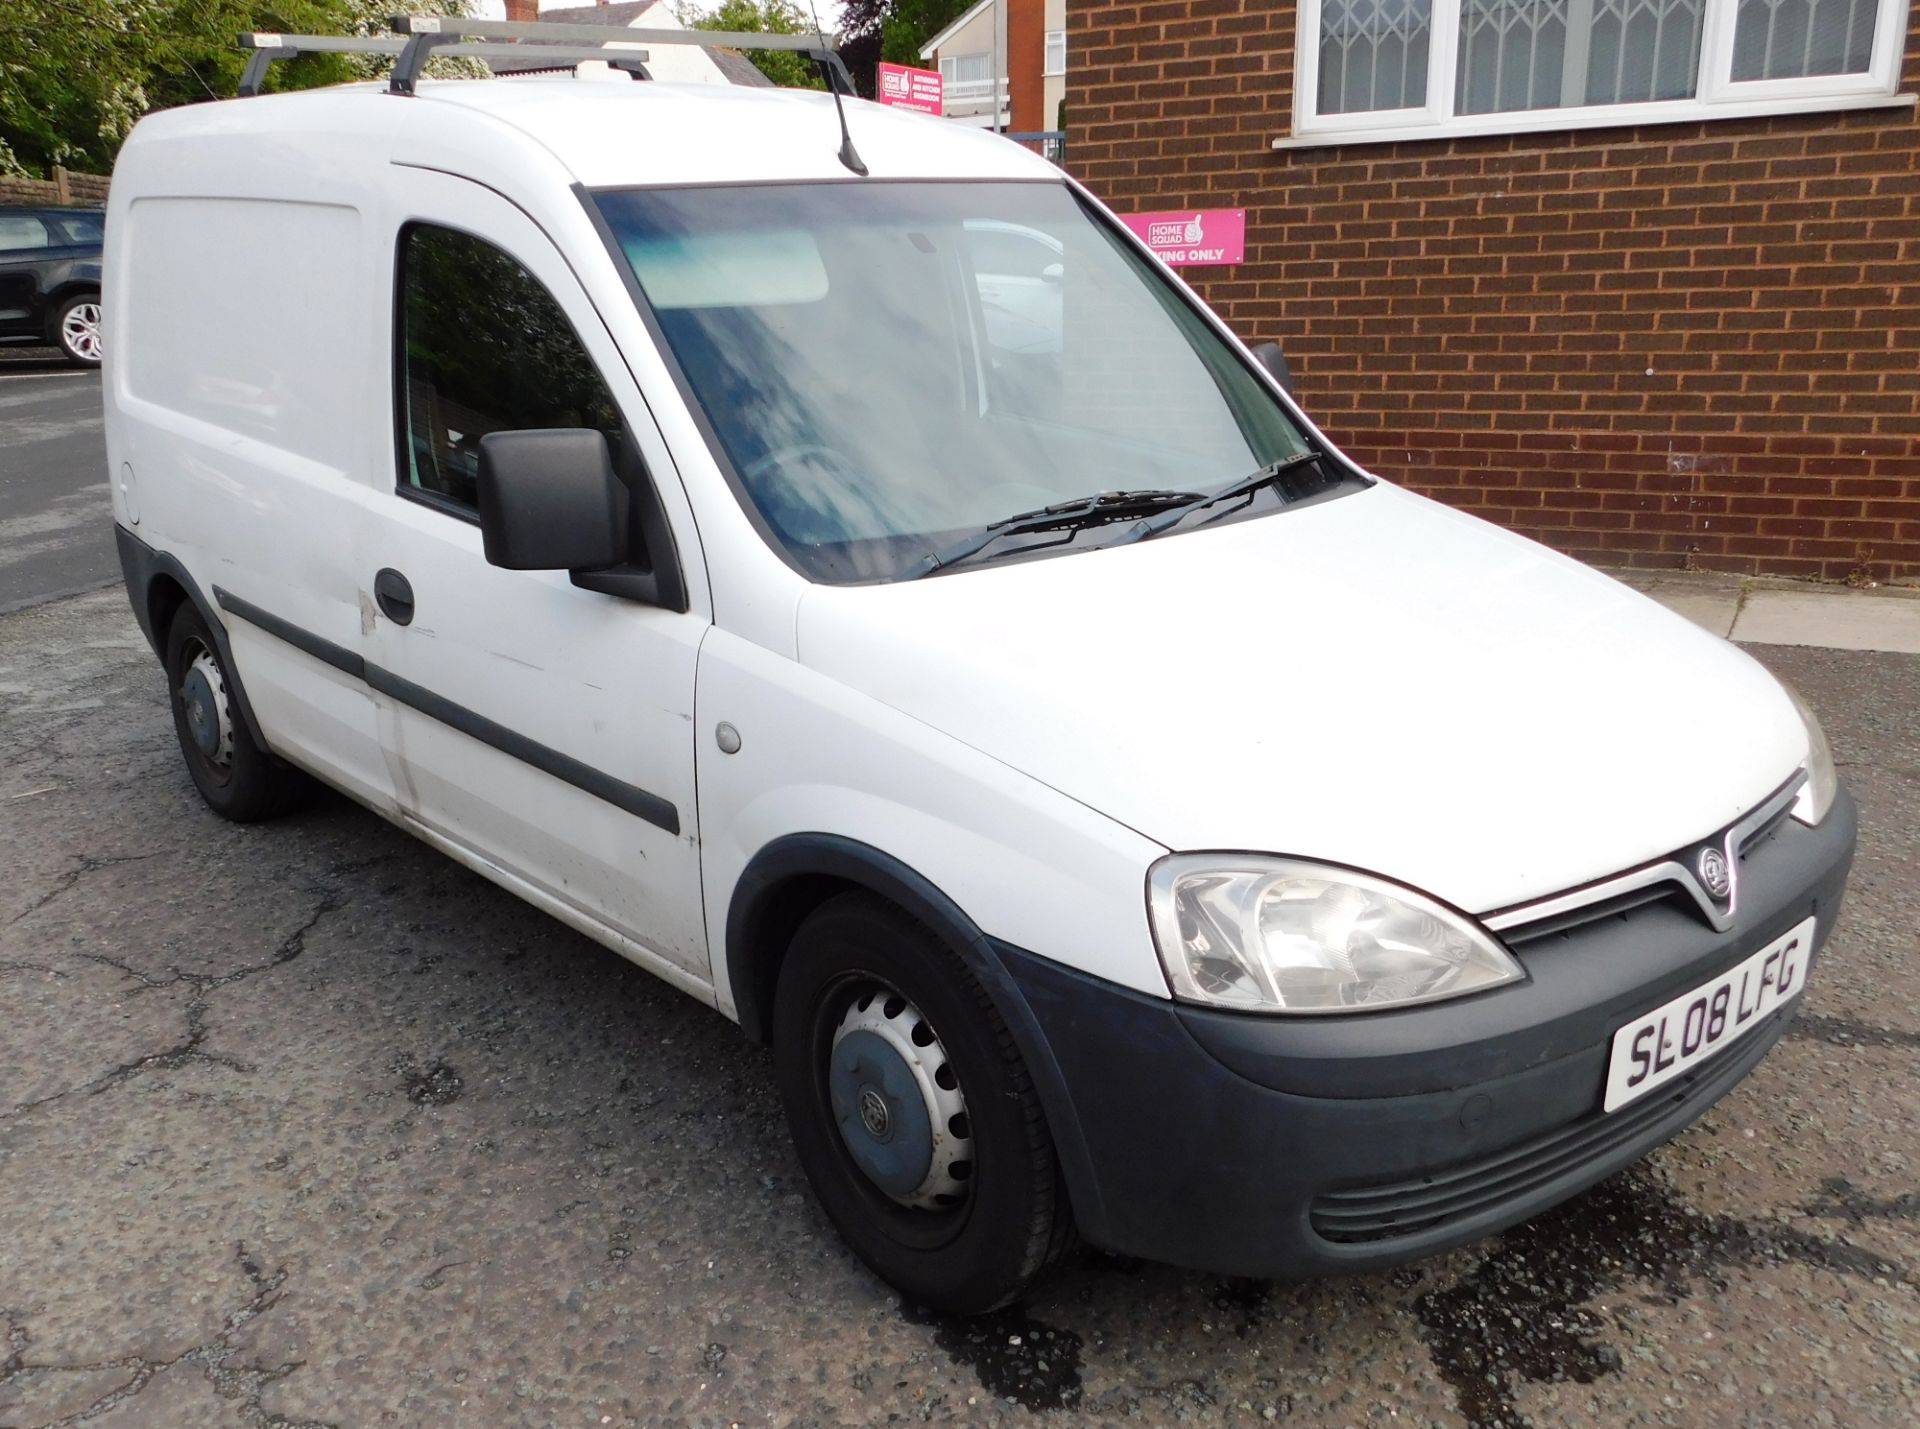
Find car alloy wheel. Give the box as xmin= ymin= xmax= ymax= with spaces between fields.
xmin=59 ymin=300 xmax=103 ymax=364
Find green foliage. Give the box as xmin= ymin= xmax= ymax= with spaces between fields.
xmin=682 ymin=0 xmax=823 ymax=89
xmin=875 ymin=0 xmax=971 ymax=68
xmin=0 ymin=1 xmax=474 ymax=179
xmin=342 ymin=0 xmax=487 ymax=84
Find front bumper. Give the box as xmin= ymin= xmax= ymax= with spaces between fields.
xmin=995 ymin=789 xmax=1857 ymax=1279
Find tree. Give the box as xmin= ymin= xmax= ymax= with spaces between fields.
xmin=840 ymin=0 xmax=972 ymax=66
xmin=2 ymin=2 xmax=289 ymax=176
xmin=340 ymin=0 xmax=487 ymax=84
xmin=828 ymin=0 xmax=972 ymax=95
xmin=681 ymin=0 xmax=823 ymax=90
xmin=0 ymin=1 xmax=476 ymax=179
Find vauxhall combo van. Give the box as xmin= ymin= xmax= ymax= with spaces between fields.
xmin=106 ymin=28 xmax=1856 ymax=1314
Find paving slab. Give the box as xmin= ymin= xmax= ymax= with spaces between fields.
xmin=1732 ymin=589 xmax=1920 ymax=655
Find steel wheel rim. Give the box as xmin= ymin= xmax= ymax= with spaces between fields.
xmin=179 ymin=641 xmax=235 ymax=772
xmin=61 ymin=302 xmax=103 ymax=362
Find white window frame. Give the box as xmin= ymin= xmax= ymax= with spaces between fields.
xmin=1285 ymin=0 xmax=1915 ymax=148
xmin=1044 ymin=29 xmax=1068 ymax=76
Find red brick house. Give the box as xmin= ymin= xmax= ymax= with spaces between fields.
xmin=1071 ymin=0 xmax=1920 ymax=581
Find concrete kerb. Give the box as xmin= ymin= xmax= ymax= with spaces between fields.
xmin=1607 ymin=568 xmax=1920 ymax=654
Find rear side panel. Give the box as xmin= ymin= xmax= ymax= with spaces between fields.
xmin=104 ymin=99 xmax=406 ymax=810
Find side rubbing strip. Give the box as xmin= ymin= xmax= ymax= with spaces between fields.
xmin=363 ymin=664 xmax=680 ymax=834
xmin=212 ymin=589 xmax=681 ymax=836
xmin=214 ymin=587 xmax=364 ymax=678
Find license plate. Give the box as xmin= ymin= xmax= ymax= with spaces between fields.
xmin=1602 ymin=916 xmax=1814 ymax=1113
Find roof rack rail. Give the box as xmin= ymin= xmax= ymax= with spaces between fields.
xmin=387 ymin=14 xmax=856 ymax=97
xmin=234 ymin=31 xmax=651 ymax=98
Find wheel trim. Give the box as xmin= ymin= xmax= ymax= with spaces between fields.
xmin=179 ymin=644 xmax=235 ymax=770
xmin=831 ymin=1027 xmax=935 ymax=1199
xmin=814 ymin=983 xmax=975 ymax=1236
xmin=828 ymin=987 xmax=974 ymax=1210
xmin=60 ymin=302 xmax=103 ymax=361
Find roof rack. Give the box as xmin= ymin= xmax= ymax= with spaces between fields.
xmin=235 ymin=32 xmax=651 ymax=97
xmin=231 ymin=15 xmax=868 ymax=175
xmin=233 ymin=15 xmax=854 ymax=99
xmin=388 ymin=16 xmax=856 ymax=97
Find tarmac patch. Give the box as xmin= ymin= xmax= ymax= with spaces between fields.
xmin=1415 ymin=1168 xmax=1909 ymax=1428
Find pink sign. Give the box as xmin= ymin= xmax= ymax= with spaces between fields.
xmin=1119 ymin=208 xmax=1247 ymax=266
xmin=875 ymin=62 xmax=943 ymax=115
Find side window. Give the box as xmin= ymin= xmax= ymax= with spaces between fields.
xmin=0 ymin=213 xmax=51 ymax=252
xmin=53 ymin=213 xmax=103 ymax=245
xmin=397 ymin=223 xmax=621 ymax=512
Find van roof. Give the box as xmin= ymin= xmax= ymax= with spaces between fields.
xmin=140 ymin=78 xmax=1060 ymax=191
xmin=422 ymin=78 xmax=1058 ymax=187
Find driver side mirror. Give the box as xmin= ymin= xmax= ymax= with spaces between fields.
xmin=1251 ymin=340 xmax=1296 ymax=399
xmin=477 ymin=428 xmax=628 ymax=573
xmin=476 ymin=427 xmax=688 ymax=611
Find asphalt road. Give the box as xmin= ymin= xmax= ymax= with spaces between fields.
xmin=1 ymin=591 xmax=1916 ymax=1429
xmin=0 ymin=351 xmax=110 ymax=615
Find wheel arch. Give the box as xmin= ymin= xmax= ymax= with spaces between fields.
xmin=726 ymin=835 xmax=995 ymax=1045
xmin=724 ymin=833 xmax=1111 ymax=1242
xmin=42 ymin=278 xmax=101 ymax=334
xmin=114 ymin=525 xmax=271 ymax=751
xmin=48 ymin=276 xmax=101 ymax=304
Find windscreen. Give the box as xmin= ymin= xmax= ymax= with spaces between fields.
xmin=596 ymin=181 xmax=1338 ymax=582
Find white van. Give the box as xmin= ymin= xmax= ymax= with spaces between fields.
xmin=105 ymin=26 xmax=1855 ymax=1314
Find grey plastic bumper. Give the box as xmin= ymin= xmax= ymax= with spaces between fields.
xmin=993 ymin=790 xmax=1857 ymax=1278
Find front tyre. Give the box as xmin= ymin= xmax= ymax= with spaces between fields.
xmin=52 ymin=293 xmax=103 ymax=368
xmin=164 ymin=603 xmax=306 ymax=821
xmin=773 ymin=893 xmax=1074 ymax=1314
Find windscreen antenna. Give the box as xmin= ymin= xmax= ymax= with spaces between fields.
xmin=805 ymin=0 xmax=867 ymax=176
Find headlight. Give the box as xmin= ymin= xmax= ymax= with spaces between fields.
xmin=1781 ymin=681 xmax=1838 ymax=825
xmin=1146 ymin=856 xmax=1525 ymax=1014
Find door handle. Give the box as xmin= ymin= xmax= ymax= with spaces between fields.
xmin=373 ymin=568 xmax=415 ymax=626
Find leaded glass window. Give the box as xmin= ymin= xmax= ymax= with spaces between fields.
xmin=1296 ymin=0 xmax=1909 ymax=141
xmin=1731 ymin=0 xmax=1880 ymax=79
xmin=1456 ymin=0 xmax=1706 ymax=114
xmin=1318 ymin=0 xmax=1435 ymax=114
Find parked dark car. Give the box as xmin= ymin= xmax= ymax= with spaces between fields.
xmin=0 ymin=205 xmax=104 ymax=367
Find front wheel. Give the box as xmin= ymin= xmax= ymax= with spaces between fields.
xmin=773 ymin=893 xmax=1075 ymax=1314
xmin=52 ymin=293 xmax=103 ymax=368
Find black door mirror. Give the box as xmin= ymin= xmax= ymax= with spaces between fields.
xmin=1251 ymin=341 xmax=1296 ymax=398
xmin=477 ymin=428 xmax=628 ymax=573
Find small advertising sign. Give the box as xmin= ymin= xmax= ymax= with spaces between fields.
xmin=875 ymin=62 xmax=943 ymax=115
xmin=1119 ymin=208 xmax=1247 ymax=267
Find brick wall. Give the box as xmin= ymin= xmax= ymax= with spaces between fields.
xmin=0 ymin=168 xmax=109 ymax=207
xmin=1011 ymin=0 xmax=1047 ymax=134
xmin=1069 ymin=3 xmax=1920 ymax=582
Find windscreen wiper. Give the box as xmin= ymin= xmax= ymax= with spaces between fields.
xmin=1115 ymin=450 xmax=1332 ymax=548
xmin=916 ymin=489 xmax=1201 ymax=576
